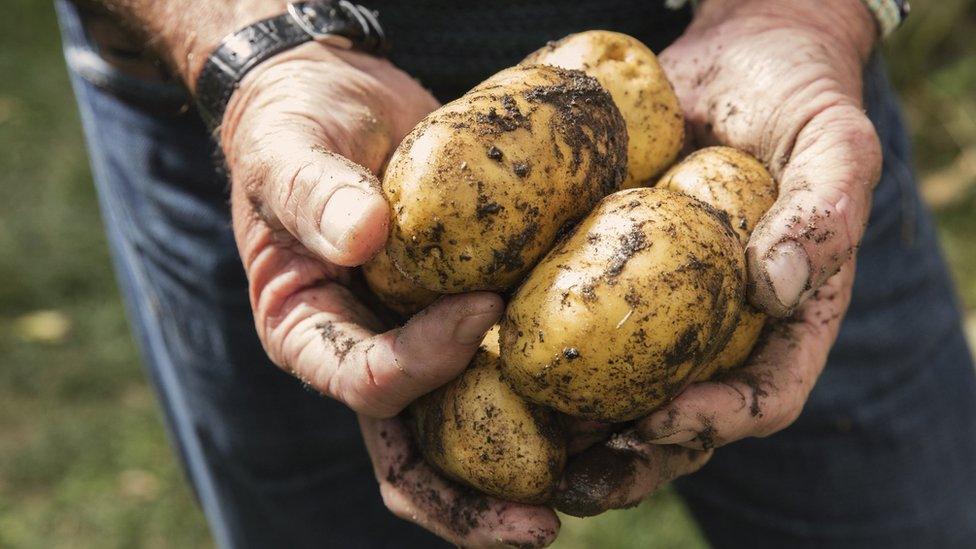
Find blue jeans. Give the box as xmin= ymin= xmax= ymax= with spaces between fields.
xmin=57 ymin=2 xmax=976 ymax=548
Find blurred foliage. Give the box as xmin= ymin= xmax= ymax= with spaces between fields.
xmin=886 ymin=0 xmax=976 ymax=313
xmin=0 ymin=1 xmax=972 ymax=548
xmin=0 ymin=0 xmax=210 ymax=546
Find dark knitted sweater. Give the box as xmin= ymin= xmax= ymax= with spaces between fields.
xmin=69 ymin=0 xmax=692 ymax=103
xmin=368 ymin=1 xmax=692 ymax=101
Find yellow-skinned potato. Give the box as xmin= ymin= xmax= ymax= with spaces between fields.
xmin=410 ymin=328 xmax=566 ymax=504
xmin=499 ymin=187 xmax=745 ymax=422
xmin=657 ymin=146 xmax=777 ymax=246
xmin=524 ymin=31 xmax=684 ymax=188
xmin=657 ymin=146 xmax=778 ymax=379
xmin=384 ymin=65 xmax=627 ymax=293
xmin=362 ymin=249 xmax=439 ymax=317
xmin=693 ymin=308 xmax=766 ymax=380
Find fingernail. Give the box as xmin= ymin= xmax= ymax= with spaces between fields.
xmin=645 ymin=431 xmax=698 ymax=445
xmin=321 ymin=186 xmax=372 ymax=247
xmin=762 ymin=240 xmax=810 ymax=311
xmin=453 ymin=310 xmax=498 ymax=345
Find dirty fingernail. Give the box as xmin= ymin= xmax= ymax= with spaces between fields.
xmin=453 ymin=311 xmax=498 ymax=345
xmin=321 ymin=186 xmax=373 ymax=247
xmin=761 ymin=240 xmax=809 ymax=312
xmin=645 ymin=430 xmax=698 ymax=445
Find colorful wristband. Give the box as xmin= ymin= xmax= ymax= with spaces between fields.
xmin=666 ymin=1 xmax=909 ymax=38
xmin=860 ymin=0 xmax=911 ymax=37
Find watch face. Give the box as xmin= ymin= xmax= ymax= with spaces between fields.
xmin=289 ymin=1 xmax=366 ymax=46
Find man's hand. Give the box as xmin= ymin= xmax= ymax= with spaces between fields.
xmin=553 ymin=429 xmax=713 ymax=517
xmin=553 ymin=0 xmax=883 ymax=513
xmin=88 ymin=0 xmax=562 ymax=539
xmin=88 ymin=1 xmax=561 ymax=544
xmin=222 ymin=44 xmax=482 ymax=418
xmin=360 ymin=415 xmax=560 ymax=547
xmin=219 ymin=44 xmax=559 ymax=545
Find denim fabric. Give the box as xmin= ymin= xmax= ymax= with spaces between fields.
xmin=56 ymin=1 xmax=976 ymax=547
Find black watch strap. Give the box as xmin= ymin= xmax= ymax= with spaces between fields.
xmin=195 ymin=0 xmax=387 ymax=131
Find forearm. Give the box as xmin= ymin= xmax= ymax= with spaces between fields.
xmin=691 ymin=0 xmax=878 ymax=62
xmin=82 ymin=0 xmax=288 ymax=89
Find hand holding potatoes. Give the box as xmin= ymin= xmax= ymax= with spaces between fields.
xmin=374 ymin=31 xmax=756 ymax=509
xmin=370 ymin=9 xmax=879 ymax=531
xmin=221 ymin=43 xmax=561 ymax=546
xmin=564 ymin=0 xmax=881 ymax=516
xmin=633 ymin=0 xmax=881 ymax=446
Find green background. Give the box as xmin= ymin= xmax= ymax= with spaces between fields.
xmin=1 ymin=1 xmax=973 ymax=547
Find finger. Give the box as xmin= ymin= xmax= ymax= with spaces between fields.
xmin=746 ymin=104 xmax=881 ymax=316
xmin=361 ymin=415 xmax=560 ymax=548
xmin=552 ymin=430 xmax=712 ymax=518
xmin=222 ymin=55 xmax=402 ymax=268
xmin=639 ymin=259 xmax=856 ymax=450
xmin=562 ymin=417 xmax=617 ymax=456
xmin=237 ymin=116 xmax=392 ymax=268
xmin=232 ymin=186 xmax=502 ymax=418
xmin=331 ymin=292 xmax=504 ymax=417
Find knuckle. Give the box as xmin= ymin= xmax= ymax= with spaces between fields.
xmin=347 ymin=386 xmax=400 ymax=419
xmin=254 ymin=312 xmax=290 ymax=372
xmin=843 ymin=111 xmax=883 ymax=177
xmin=274 ymin=159 xmax=319 ymax=223
xmin=341 ymin=373 xmax=403 ymax=419
xmin=757 ymin=395 xmax=804 ymax=437
xmin=677 ymin=448 xmax=713 ymax=475
xmin=821 ymin=104 xmax=883 ymax=188
xmin=236 ymin=156 xmax=272 ymax=206
xmin=379 ymin=484 xmax=413 ymax=521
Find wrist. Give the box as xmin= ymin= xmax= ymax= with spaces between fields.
xmin=691 ymin=0 xmax=877 ymax=63
xmin=219 ymin=42 xmax=348 ymax=160
xmin=162 ymin=1 xmax=289 ymax=91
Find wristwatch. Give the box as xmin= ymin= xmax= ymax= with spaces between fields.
xmin=194 ymin=0 xmax=388 ymax=131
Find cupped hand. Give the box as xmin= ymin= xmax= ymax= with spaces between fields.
xmin=552 ymin=0 xmax=884 ymax=513
xmin=220 ymin=43 xmax=557 ymax=546
xmin=361 ymin=415 xmax=560 ymax=547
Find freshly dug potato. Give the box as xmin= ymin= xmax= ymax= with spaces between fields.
xmin=693 ymin=308 xmax=766 ymax=380
xmin=410 ymin=328 xmax=566 ymax=503
xmin=524 ymin=30 xmax=684 ymax=188
xmin=500 ymin=187 xmax=745 ymax=422
xmin=362 ymin=248 xmax=439 ymax=317
xmin=657 ymin=146 xmax=776 ymax=246
xmin=384 ymin=64 xmax=627 ymax=293
xmin=657 ymin=146 xmax=777 ymax=379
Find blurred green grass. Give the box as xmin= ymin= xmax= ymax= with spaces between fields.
xmin=0 ymin=1 xmax=972 ymax=547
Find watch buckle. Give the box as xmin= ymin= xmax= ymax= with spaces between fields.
xmin=286 ymin=2 xmax=355 ymax=49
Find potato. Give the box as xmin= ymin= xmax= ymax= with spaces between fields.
xmin=693 ymin=308 xmax=766 ymax=380
xmin=362 ymin=248 xmax=439 ymax=317
xmin=657 ymin=146 xmax=776 ymax=246
xmin=384 ymin=64 xmax=627 ymax=293
xmin=410 ymin=328 xmax=566 ymax=503
xmin=499 ymin=187 xmax=745 ymax=422
xmin=524 ymin=31 xmax=684 ymax=188
xmin=657 ymin=146 xmax=778 ymax=379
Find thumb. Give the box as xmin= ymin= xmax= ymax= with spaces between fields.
xmin=230 ymin=111 xmax=392 ymax=268
xmin=747 ymin=103 xmax=881 ymax=317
